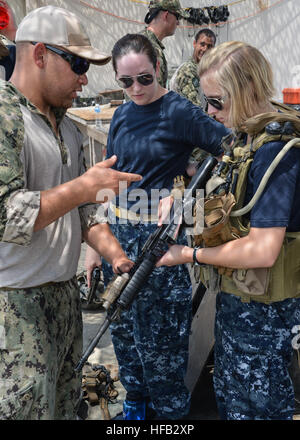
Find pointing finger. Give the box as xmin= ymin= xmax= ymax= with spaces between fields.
xmin=117 ymin=171 xmax=143 ymax=182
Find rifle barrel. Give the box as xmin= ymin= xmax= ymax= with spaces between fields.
xmin=75 ymin=310 xmax=117 ymax=372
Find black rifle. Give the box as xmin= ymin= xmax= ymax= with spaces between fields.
xmin=80 ymin=266 xmax=101 ymax=310
xmin=75 ymin=156 xmax=217 ymax=372
xmin=87 ymin=267 xmax=101 ymax=305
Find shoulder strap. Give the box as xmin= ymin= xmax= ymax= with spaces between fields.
xmin=242 ymin=101 xmax=300 ymax=137
xmin=231 ymin=103 xmax=300 ymax=217
xmin=231 ymin=137 xmax=300 ymax=217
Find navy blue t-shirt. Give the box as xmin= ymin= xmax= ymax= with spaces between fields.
xmin=106 ymin=91 xmax=229 ymax=212
xmin=245 ymin=140 xmax=300 ymax=232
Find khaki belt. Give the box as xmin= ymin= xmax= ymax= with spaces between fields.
xmin=110 ymin=204 xmax=158 ymax=222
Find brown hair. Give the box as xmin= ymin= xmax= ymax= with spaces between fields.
xmin=112 ymin=33 xmax=157 ymax=73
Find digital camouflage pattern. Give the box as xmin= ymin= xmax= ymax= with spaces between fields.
xmin=214 ymin=292 xmax=300 ymax=420
xmin=0 ymin=278 xmax=82 ymax=420
xmin=170 ymin=57 xmax=206 ymax=108
xmin=0 ymin=81 xmax=68 ymax=245
xmin=140 ymin=29 xmax=168 ymax=88
xmin=102 ymin=220 xmax=192 ymax=419
xmin=148 ymin=0 xmax=189 ymax=19
xmin=169 ymin=58 xmax=208 ymax=165
xmin=0 ymin=80 xmax=97 ymax=245
xmin=0 ymin=81 xmax=26 ymax=243
xmin=0 ymin=80 xmax=96 ymax=419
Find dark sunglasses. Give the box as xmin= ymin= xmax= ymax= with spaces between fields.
xmin=115 ymin=73 xmax=154 ymax=89
xmin=204 ymin=95 xmax=226 ymax=111
xmin=31 ymin=42 xmax=90 ymax=75
xmin=163 ymin=9 xmax=180 ymax=20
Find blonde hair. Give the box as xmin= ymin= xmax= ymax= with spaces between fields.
xmin=198 ymin=41 xmax=275 ymax=130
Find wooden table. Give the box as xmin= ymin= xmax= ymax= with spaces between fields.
xmin=67 ymin=105 xmax=119 ymax=166
xmin=86 ymin=124 xmax=109 ymax=166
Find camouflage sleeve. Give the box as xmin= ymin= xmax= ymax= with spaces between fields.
xmin=140 ymin=29 xmax=167 ymax=88
xmin=0 ymin=90 xmax=41 ymax=246
xmin=173 ymin=64 xmax=209 ymax=164
xmin=174 ymin=62 xmax=203 ymax=107
xmin=156 ymin=48 xmax=168 ymax=88
xmin=188 ymin=147 xmax=209 ymax=164
xmin=79 ymin=203 xmax=99 ymax=230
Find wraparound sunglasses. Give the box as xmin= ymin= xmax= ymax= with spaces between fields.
xmin=31 ymin=42 xmax=90 ymax=75
xmin=115 ymin=73 xmax=154 ymax=89
xmin=204 ymin=95 xmax=226 ymax=111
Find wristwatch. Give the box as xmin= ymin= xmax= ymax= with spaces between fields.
xmin=193 ymin=247 xmax=203 ymax=266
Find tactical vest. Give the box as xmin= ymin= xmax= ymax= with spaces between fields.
xmin=195 ymin=102 xmax=300 ymax=303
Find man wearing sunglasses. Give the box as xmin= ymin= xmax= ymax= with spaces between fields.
xmin=0 ymin=6 xmax=142 ymax=420
xmin=170 ymin=28 xmax=217 ymax=166
xmin=141 ymin=0 xmax=188 ymax=87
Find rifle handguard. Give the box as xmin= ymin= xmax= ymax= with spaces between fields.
xmin=101 ymin=273 xmax=130 ymax=311
xmin=117 ymin=250 xmax=161 ymax=309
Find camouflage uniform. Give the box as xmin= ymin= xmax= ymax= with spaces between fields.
xmin=142 ymin=0 xmax=189 ymax=88
xmin=140 ymin=28 xmax=168 ymax=88
xmin=169 ymin=58 xmax=209 ymax=167
xmin=0 ymin=80 xmax=97 ymax=419
xmin=214 ymin=292 xmax=300 ymax=420
xmin=148 ymin=0 xmax=189 ymax=20
xmin=102 ymin=220 xmax=192 ymax=419
xmin=170 ymin=57 xmax=206 ymax=108
xmin=204 ymin=120 xmax=300 ymax=420
xmin=0 ymin=279 xmax=82 ymax=420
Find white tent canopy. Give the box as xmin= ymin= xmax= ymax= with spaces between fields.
xmin=8 ymin=0 xmax=300 ymax=101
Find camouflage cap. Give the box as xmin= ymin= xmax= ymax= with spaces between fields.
xmin=148 ymin=0 xmax=189 ymax=19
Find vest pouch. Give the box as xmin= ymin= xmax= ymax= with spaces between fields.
xmin=231 ymin=267 xmax=270 ymax=296
xmin=202 ymin=193 xmax=240 ymax=247
xmin=267 ymin=232 xmax=300 ymax=302
xmin=201 ymin=194 xmax=240 ymax=276
xmin=198 ymin=265 xmax=220 ymax=294
xmin=222 ymin=232 xmax=300 ymax=303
